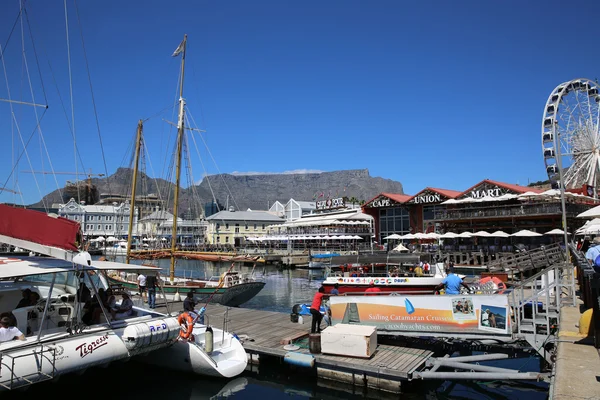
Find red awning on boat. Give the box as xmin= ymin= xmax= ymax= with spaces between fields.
xmin=0 ymin=204 xmax=81 ymax=252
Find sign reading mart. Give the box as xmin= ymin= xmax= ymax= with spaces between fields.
xmin=329 ymin=294 xmax=511 ymax=338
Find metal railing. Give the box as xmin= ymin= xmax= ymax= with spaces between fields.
xmin=0 ymin=345 xmax=56 ymax=390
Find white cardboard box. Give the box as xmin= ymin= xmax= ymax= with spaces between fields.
xmin=320 ymin=324 xmax=377 ymax=358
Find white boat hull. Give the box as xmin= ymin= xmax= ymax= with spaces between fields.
xmin=0 ymin=316 xmax=181 ymax=390
xmin=140 ymin=323 xmax=247 ymax=378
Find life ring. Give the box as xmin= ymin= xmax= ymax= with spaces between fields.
xmin=178 ymin=312 xmax=195 ymax=340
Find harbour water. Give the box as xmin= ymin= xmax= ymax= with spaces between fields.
xmin=5 ymin=259 xmax=549 ymax=399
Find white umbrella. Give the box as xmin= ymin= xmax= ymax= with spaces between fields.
xmin=489 ymin=230 xmax=510 ymax=238
xmin=472 ymin=231 xmax=492 ymax=237
xmin=106 ymin=236 xmax=117 ymax=242
xmin=577 ymin=204 xmax=600 ymax=219
xmin=96 ymin=236 xmax=105 ymax=242
xmin=400 ymin=233 xmax=416 ymax=239
xmin=544 ymin=228 xmax=571 ymax=235
xmin=352 ymin=235 xmax=363 ymax=240
xmin=424 ymin=232 xmax=440 ymax=239
xmin=439 ymin=232 xmax=459 ymax=239
xmin=511 ymin=229 xmax=542 ymax=237
xmin=392 ymin=243 xmax=409 ymax=252
xmin=383 ymin=234 xmax=402 ymax=240
xmin=457 ymin=232 xmax=473 ymax=238
xmin=161 ymin=238 xmax=168 ymax=241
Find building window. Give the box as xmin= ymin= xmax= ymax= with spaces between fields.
xmin=254 ymin=224 xmax=257 ymax=230
xmin=262 ymin=224 xmax=265 ymax=229
xmin=217 ymin=236 xmax=221 ymax=243
xmin=235 ymin=224 xmax=240 ymax=233
xmin=245 ymin=224 xmax=248 ymax=230
xmin=225 ymin=236 xmax=229 ymax=243
xmin=225 ymin=223 xmax=230 ymax=230
xmin=379 ymin=207 xmax=409 ymax=239
xmin=216 ymin=223 xmax=220 ymax=230
xmin=97 ymin=225 xmax=101 ymax=230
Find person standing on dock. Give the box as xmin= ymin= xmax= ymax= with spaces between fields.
xmin=310 ymin=286 xmax=325 ymax=334
xmin=435 ymin=266 xmax=469 ymax=295
xmin=137 ymin=273 xmax=147 ymax=303
xmin=145 ymin=274 xmax=159 ymax=309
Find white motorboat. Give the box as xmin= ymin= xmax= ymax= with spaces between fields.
xmin=0 ymin=203 xmax=248 ymax=386
xmin=0 ymin=253 xmax=181 ymax=391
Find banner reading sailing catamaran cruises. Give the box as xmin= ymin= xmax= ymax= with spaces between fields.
xmin=329 ymin=294 xmax=511 ymax=336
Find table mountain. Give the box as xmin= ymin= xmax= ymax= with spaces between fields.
xmin=30 ymin=168 xmax=404 ymax=216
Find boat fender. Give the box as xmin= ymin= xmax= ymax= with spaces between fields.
xmin=205 ymin=326 xmax=214 ymax=354
xmin=122 ymin=317 xmax=180 ymax=351
xmin=284 ymin=352 xmax=315 ymax=368
xmin=178 ymin=312 xmax=195 ymax=340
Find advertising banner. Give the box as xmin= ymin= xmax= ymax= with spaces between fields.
xmin=329 ymin=294 xmax=511 ymax=336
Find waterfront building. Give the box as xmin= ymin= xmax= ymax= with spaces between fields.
xmin=97 ymin=192 xmax=165 ymax=220
xmin=259 ymin=200 xmax=375 ymax=252
xmin=205 ymin=210 xmax=285 ymax=247
xmin=58 ymin=198 xmax=138 ymax=238
xmin=362 ymin=179 xmax=596 ymax=246
xmin=137 ymin=209 xmax=174 ymax=238
xmin=156 ymin=217 xmax=208 ymax=247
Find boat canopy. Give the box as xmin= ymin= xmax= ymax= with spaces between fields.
xmin=0 ymin=256 xmax=161 ymax=279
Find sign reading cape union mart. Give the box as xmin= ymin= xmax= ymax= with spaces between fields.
xmin=329 ymin=294 xmax=511 ymax=337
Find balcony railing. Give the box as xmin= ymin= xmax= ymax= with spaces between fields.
xmin=434 ymin=202 xmax=590 ymax=221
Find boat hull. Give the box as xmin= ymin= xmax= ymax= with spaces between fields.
xmin=322 ymin=276 xmax=443 ymax=295
xmin=107 ymin=276 xmax=265 ymax=307
xmin=141 ymin=324 xmax=248 ymax=378
xmin=0 ymin=316 xmax=180 ymax=391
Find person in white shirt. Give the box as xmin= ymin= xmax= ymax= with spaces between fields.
xmin=137 ymin=273 xmax=147 ymax=303
xmin=0 ymin=316 xmax=25 ymax=342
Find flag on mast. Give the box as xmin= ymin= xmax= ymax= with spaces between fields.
xmin=172 ymin=40 xmax=185 ymax=57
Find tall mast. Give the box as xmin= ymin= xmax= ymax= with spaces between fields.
xmin=126 ymin=120 xmax=143 ymax=264
xmin=170 ymin=34 xmax=187 ymax=282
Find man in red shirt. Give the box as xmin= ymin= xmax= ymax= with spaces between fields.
xmin=365 ymin=281 xmax=381 ymax=295
xmin=310 ymin=286 xmax=326 ymax=334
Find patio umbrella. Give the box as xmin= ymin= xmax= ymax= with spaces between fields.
xmin=472 ymin=231 xmax=492 ymax=237
xmin=96 ymin=236 xmax=105 ymax=242
xmin=544 ymin=228 xmax=571 ymax=235
xmin=383 ymin=234 xmax=402 ymax=240
xmin=510 ymin=229 xmax=542 ymax=237
xmin=489 ymin=230 xmax=510 ymax=238
xmin=400 ymin=233 xmax=416 ymax=239
xmin=392 ymin=243 xmax=409 ymax=252
xmin=457 ymin=232 xmax=473 ymax=238
xmin=106 ymin=236 xmax=117 ymax=242
xmin=577 ymin=204 xmax=600 ymax=219
xmin=439 ymin=232 xmax=459 ymax=239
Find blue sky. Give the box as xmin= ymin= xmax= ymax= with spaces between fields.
xmin=1 ymin=0 xmax=599 ymax=205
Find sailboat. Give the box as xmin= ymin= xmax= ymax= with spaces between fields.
xmin=105 ymin=35 xmax=265 ymax=308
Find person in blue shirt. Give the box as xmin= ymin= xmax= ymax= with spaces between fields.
xmin=435 ymin=265 xmax=469 ymax=295
xmin=585 ymin=237 xmax=600 ymax=272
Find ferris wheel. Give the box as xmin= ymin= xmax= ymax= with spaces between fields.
xmin=542 ymin=78 xmax=600 ymax=192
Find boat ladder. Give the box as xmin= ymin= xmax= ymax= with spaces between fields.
xmin=0 ymin=344 xmax=57 ymax=390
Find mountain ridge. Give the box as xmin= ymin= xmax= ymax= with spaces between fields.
xmin=30 ymin=168 xmax=404 ymax=216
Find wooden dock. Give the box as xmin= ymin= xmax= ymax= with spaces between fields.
xmin=157 ymin=301 xmax=433 ymax=391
